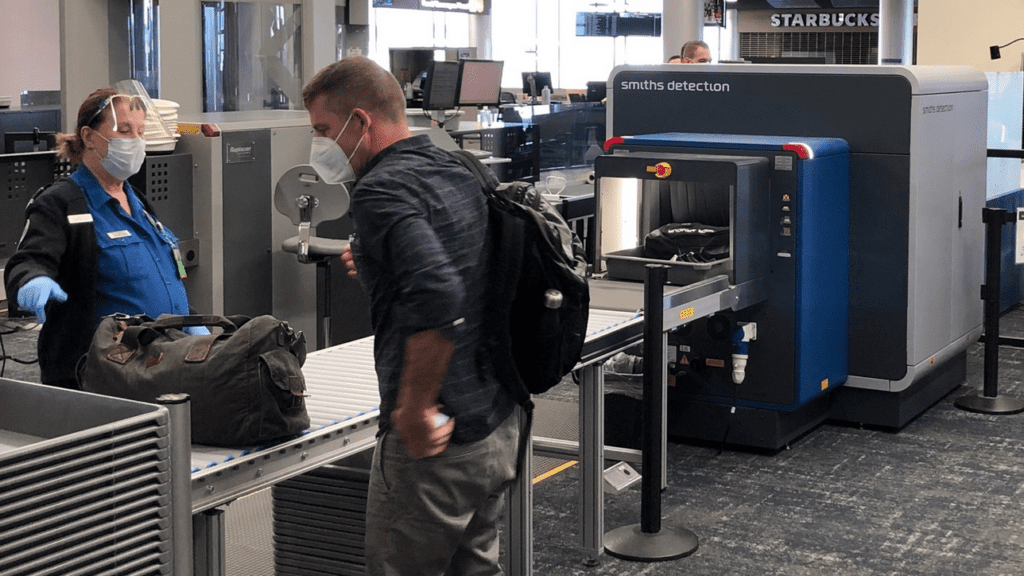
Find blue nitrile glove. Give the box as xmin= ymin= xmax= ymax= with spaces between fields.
xmin=183 ymin=325 xmax=211 ymax=336
xmin=17 ymin=277 xmax=68 ymax=323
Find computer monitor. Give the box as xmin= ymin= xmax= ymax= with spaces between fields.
xmin=586 ymin=81 xmax=606 ymax=102
xmin=421 ymin=60 xmax=461 ymax=111
xmin=522 ymin=72 xmax=553 ymax=99
xmin=457 ymin=59 xmax=504 ymax=107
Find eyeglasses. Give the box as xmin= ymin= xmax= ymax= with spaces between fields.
xmin=86 ymin=94 xmax=147 ymax=131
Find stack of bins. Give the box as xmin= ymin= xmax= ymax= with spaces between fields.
xmin=272 ymin=456 xmax=372 ymax=576
xmin=0 ymin=378 xmax=172 ymax=575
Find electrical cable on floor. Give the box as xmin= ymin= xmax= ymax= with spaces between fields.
xmin=0 ymin=312 xmax=41 ymax=378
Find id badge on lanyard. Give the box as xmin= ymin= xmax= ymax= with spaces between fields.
xmin=143 ymin=210 xmax=187 ymax=279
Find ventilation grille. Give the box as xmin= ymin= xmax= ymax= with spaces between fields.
xmin=0 ymin=418 xmax=172 ymax=576
xmin=0 ymin=153 xmax=74 ymax=260
xmin=54 ymin=157 xmax=74 ymax=181
xmin=741 ymin=31 xmax=878 ymax=64
xmin=2 ymin=160 xmax=29 ymax=208
xmin=272 ymin=464 xmax=370 ymax=576
xmin=144 ymin=160 xmax=174 ymax=204
xmin=2 ymin=155 xmax=73 ymax=201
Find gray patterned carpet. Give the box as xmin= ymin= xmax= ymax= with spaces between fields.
xmin=528 ymin=313 xmax=1024 ymax=576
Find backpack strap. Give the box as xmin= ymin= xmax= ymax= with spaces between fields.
xmin=448 ymin=148 xmax=497 ymax=194
xmin=449 ymin=148 xmax=536 ymax=479
xmin=449 ymin=148 xmax=529 ymax=402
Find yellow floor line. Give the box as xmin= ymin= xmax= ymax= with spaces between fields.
xmin=532 ymin=460 xmax=578 ymax=485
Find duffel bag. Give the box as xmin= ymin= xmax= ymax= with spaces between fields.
xmin=78 ymin=313 xmax=310 ymax=447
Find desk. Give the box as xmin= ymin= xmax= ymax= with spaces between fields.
xmin=0 ymin=106 xmax=61 ymax=153
xmin=548 ymin=185 xmax=596 ymax=264
xmin=447 ymin=121 xmax=538 ymax=182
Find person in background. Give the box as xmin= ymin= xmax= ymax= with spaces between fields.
xmin=302 ymin=56 xmax=520 ymax=575
xmin=4 ymin=87 xmax=205 ymax=390
xmin=681 ymin=39 xmax=712 ymax=63
xmin=668 ymin=54 xmax=683 ymax=64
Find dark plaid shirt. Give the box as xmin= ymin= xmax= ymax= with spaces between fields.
xmin=350 ymin=134 xmax=515 ymax=444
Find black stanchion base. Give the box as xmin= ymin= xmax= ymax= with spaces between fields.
xmin=604 ymin=525 xmax=698 ymax=562
xmin=954 ymin=393 xmax=1024 ymax=415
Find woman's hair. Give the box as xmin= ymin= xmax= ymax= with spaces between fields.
xmin=54 ymin=87 xmax=119 ymax=163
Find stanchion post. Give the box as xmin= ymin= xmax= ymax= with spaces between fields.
xmin=604 ymin=264 xmax=698 ymax=562
xmin=640 ymin=264 xmax=665 ymax=533
xmin=954 ymin=207 xmax=1024 ymax=414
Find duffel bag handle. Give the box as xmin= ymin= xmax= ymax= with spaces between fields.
xmin=150 ymin=314 xmax=241 ymax=333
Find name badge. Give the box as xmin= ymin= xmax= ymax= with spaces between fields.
xmin=107 ymin=230 xmax=132 ymax=239
xmin=67 ymin=213 xmax=94 ymax=225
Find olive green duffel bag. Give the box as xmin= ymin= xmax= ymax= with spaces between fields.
xmin=78 ymin=313 xmax=309 ymax=447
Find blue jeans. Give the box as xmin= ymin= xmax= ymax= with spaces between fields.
xmin=365 ymin=407 xmax=521 ymax=576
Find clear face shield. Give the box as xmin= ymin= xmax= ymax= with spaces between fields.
xmin=87 ymin=94 xmax=147 ymax=132
xmin=86 ymin=79 xmax=175 ymax=141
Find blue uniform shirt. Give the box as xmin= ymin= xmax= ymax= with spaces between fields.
xmin=70 ymin=166 xmax=190 ymax=322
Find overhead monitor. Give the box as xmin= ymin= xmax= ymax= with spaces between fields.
xmin=614 ymin=13 xmax=661 ymax=37
xmin=421 ymin=60 xmax=461 ymax=111
xmin=522 ymin=72 xmax=553 ymax=99
xmin=457 ymin=59 xmax=504 ymax=107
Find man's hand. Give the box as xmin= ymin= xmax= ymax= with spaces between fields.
xmin=394 ymin=329 xmax=457 ymax=458
xmin=392 ymin=404 xmax=454 ymax=458
xmin=341 ymin=244 xmax=357 ymax=278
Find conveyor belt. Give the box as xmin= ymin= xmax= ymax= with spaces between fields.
xmin=188 ymin=309 xmax=643 ymax=513
xmin=189 ymin=338 xmax=381 ymax=513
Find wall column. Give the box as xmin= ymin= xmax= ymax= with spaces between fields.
xmin=878 ymin=0 xmax=914 ymax=65
xmin=725 ymin=7 xmax=740 ymax=61
xmin=469 ymin=10 xmax=493 ymax=60
xmin=60 ymin=0 xmax=111 ymax=132
xmin=303 ymin=0 xmax=339 ymax=81
xmin=663 ymin=0 xmax=704 ymax=62
xmin=158 ymin=1 xmax=203 ymax=115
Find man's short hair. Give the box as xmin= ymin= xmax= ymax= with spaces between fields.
xmin=681 ymin=40 xmax=710 ymax=60
xmin=302 ymin=56 xmax=406 ymax=123
xmin=668 ymin=55 xmax=682 ymax=63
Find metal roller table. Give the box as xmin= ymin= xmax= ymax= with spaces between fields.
xmin=173 ymin=307 xmax=648 ymax=576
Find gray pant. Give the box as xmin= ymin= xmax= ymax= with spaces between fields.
xmin=365 ymin=407 xmax=521 ymax=576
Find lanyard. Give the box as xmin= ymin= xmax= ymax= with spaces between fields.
xmin=142 ymin=209 xmax=188 ymax=280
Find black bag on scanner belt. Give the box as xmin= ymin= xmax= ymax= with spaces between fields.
xmin=643 ymin=222 xmax=729 ymax=262
xmin=447 ymin=149 xmax=590 ymax=402
xmin=79 ymin=314 xmax=310 ymax=447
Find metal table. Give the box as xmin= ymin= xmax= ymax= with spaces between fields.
xmin=174 ymin=307 xmax=647 ymax=576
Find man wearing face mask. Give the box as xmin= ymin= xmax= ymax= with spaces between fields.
xmin=4 ymin=87 xmax=205 ymax=390
xmin=302 ymin=56 xmax=520 ymax=575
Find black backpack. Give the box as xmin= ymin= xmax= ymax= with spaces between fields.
xmin=448 ymin=150 xmax=590 ymax=407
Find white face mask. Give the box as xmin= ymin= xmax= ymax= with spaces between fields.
xmin=310 ymin=112 xmax=363 ymax=185
xmin=96 ymin=134 xmax=146 ymax=181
